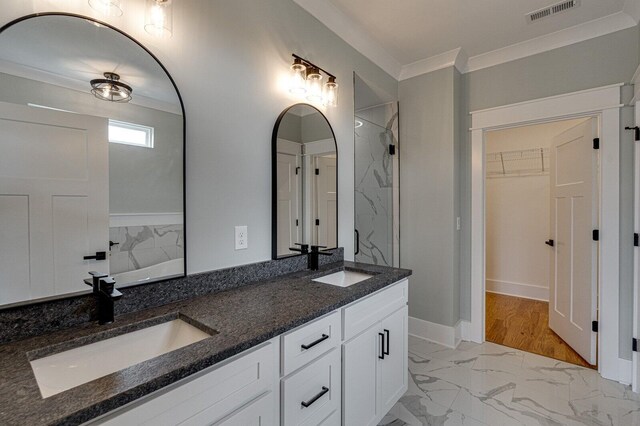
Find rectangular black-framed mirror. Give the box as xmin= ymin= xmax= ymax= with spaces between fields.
xmin=272 ymin=103 xmax=338 ymax=259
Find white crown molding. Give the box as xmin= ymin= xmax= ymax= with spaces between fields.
xmin=399 ymin=48 xmax=467 ymax=81
xmin=0 ymin=59 xmax=182 ymax=115
xmin=293 ymin=0 xmax=402 ymax=79
xmin=465 ymin=11 xmax=637 ymax=73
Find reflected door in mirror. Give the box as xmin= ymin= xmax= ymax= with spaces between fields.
xmin=272 ymin=104 xmax=338 ymax=259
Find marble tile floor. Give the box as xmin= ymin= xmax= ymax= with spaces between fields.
xmin=379 ymin=335 xmax=640 ymax=426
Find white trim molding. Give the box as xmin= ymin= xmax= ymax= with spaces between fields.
xmin=110 ymin=213 xmax=184 ymax=228
xmin=399 ymin=48 xmax=467 ymax=81
xmin=408 ymin=316 xmax=465 ymax=349
xmin=486 ymin=279 xmax=549 ymax=302
xmin=470 ymin=84 xmax=623 ymax=383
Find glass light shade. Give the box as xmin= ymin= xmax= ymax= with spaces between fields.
xmin=289 ymin=60 xmax=307 ymax=95
xmin=88 ymin=0 xmax=123 ymax=17
xmin=323 ymin=77 xmax=338 ymax=107
xmin=145 ymin=0 xmax=173 ymax=38
xmin=306 ymin=68 xmax=323 ymax=103
xmin=90 ymin=72 xmax=132 ymax=103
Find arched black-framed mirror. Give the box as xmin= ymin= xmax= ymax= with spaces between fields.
xmin=272 ymin=103 xmax=338 ymax=259
xmin=0 ymin=13 xmax=186 ymax=308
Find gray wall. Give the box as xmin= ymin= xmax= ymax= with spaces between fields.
xmin=278 ymin=113 xmax=302 ymax=142
xmin=0 ymin=0 xmax=398 ymax=272
xmin=460 ymin=26 xmax=640 ymax=359
xmin=399 ymin=67 xmax=459 ymax=326
xmin=0 ymin=72 xmax=183 ymax=214
xmin=301 ymin=112 xmax=334 ymax=142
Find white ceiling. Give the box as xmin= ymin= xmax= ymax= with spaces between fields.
xmin=0 ymin=15 xmax=180 ymax=112
xmin=295 ymin=0 xmax=640 ymax=78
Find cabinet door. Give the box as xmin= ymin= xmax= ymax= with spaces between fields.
xmin=211 ymin=392 xmax=274 ymax=426
xmin=342 ymin=325 xmax=380 ymax=426
xmin=377 ymin=306 xmax=408 ymax=415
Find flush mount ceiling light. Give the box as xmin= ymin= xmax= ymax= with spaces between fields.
xmin=88 ymin=0 xmax=123 ymax=17
xmin=288 ymin=54 xmax=339 ymax=107
xmin=90 ymin=72 xmax=132 ymax=103
xmin=145 ymin=0 xmax=173 ymax=38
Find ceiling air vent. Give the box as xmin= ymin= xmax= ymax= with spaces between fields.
xmin=527 ymin=0 xmax=580 ymax=23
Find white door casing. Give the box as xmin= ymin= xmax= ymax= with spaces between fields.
xmin=0 ymin=102 xmax=108 ymax=305
xmin=276 ymin=152 xmax=300 ymax=256
xmin=633 ymin=95 xmax=640 ymax=392
xmin=548 ymin=119 xmax=598 ymax=365
xmin=470 ymin=83 xmax=622 ymax=382
xmin=314 ymin=155 xmax=337 ymax=248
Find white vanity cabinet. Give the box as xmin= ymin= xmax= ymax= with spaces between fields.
xmin=86 ymin=278 xmax=408 ymax=426
xmin=342 ymin=281 xmax=408 ymax=426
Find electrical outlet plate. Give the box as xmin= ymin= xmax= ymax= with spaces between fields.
xmin=235 ymin=226 xmax=248 ymax=250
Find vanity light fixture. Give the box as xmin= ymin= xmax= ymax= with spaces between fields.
xmin=288 ymin=54 xmax=339 ymax=107
xmin=88 ymin=0 xmax=123 ymax=17
xmin=145 ymin=0 xmax=173 ymax=38
xmin=90 ymin=72 xmax=133 ymax=103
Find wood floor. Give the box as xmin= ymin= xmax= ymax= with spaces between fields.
xmin=485 ymin=292 xmax=595 ymax=368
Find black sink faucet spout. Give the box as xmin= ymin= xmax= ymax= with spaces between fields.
xmin=308 ymin=245 xmax=333 ymax=271
xmin=85 ymin=271 xmax=123 ymax=325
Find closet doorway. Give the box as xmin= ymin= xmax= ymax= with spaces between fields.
xmin=484 ymin=118 xmax=598 ymax=369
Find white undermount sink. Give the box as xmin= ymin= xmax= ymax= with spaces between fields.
xmin=30 ymin=318 xmax=212 ymax=398
xmin=312 ymin=270 xmax=373 ymax=287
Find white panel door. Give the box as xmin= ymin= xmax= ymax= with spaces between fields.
xmin=276 ymin=152 xmax=300 ymax=256
xmin=377 ymin=306 xmax=408 ymax=416
xmin=342 ymin=325 xmax=379 ymax=426
xmin=314 ymin=156 xmax=337 ymax=247
xmin=0 ymin=102 xmax=108 ymax=304
xmin=549 ymin=118 xmax=598 ymax=365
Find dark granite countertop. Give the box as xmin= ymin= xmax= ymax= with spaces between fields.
xmin=0 ymin=261 xmax=411 ymax=426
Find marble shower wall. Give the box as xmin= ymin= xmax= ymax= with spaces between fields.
xmin=355 ymin=102 xmax=400 ymax=267
xmin=109 ymin=224 xmax=184 ymax=274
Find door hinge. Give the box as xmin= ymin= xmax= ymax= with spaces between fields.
xmin=592 ymin=321 xmax=598 ymax=333
xmin=625 ymin=126 xmax=640 ymax=141
xmin=315 ymin=168 xmax=320 ymax=175
xmin=633 ymin=338 xmax=638 ymax=352
xmin=592 ymin=229 xmax=599 ymax=241
xmin=635 ymin=233 xmax=639 ymax=247
xmin=593 ymin=138 xmax=600 ymax=149
xmin=295 ymin=219 xmax=299 ymax=226
xmin=295 ymin=167 xmax=300 ymax=175
xmin=315 ymin=219 xmax=320 ymax=226
xmin=389 ymin=144 xmax=396 ymax=155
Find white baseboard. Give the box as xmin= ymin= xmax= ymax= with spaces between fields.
xmin=618 ymin=358 xmax=633 ymax=385
xmin=409 ymin=316 xmax=469 ymax=349
xmin=486 ymin=279 xmax=549 ymax=301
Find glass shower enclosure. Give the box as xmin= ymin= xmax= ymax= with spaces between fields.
xmin=354 ymin=103 xmax=399 ymax=267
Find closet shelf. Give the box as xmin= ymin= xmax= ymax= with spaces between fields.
xmin=486 ymin=147 xmax=550 ymax=178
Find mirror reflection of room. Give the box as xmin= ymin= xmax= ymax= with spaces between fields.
xmin=0 ymin=15 xmax=184 ymax=306
xmin=275 ymin=104 xmax=337 ymax=257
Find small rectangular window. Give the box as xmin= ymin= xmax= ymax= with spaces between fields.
xmin=109 ymin=120 xmax=154 ymax=148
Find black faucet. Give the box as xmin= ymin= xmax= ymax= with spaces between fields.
xmin=289 ymin=243 xmax=309 ymax=254
xmin=85 ymin=271 xmax=123 ymax=325
xmin=308 ymin=245 xmax=333 ymax=271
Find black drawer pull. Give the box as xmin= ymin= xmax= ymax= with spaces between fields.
xmin=379 ymin=332 xmax=385 ymax=359
xmin=384 ymin=329 xmax=390 ymax=356
xmin=301 ymin=386 xmax=329 ymax=408
xmin=301 ymin=334 xmax=329 ymax=350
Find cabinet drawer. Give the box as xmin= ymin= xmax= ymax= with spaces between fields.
xmin=343 ymin=279 xmax=407 ymax=341
xmin=93 ymin=342 xmax=276 ymax=426
xmin=282 ymin=311 xmax=340 ymax=376
xmin=281 ymin=349 xmax=341 ymax=426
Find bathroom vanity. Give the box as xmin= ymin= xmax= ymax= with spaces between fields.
xmin=0 ymin=262 xmax=410 ymax=425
